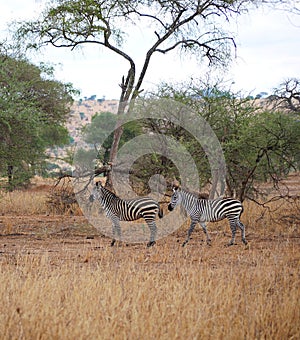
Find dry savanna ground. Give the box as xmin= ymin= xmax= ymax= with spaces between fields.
xmin=0 ymin=177 xmax=299 ymax=339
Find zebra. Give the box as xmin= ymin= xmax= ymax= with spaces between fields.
xmin=168 ymin=184 xmax=247 ymax=247
xmin=89 ymin=181 xmax=163 ymax=247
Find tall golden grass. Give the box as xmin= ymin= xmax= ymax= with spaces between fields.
xmin=0 ymin=239 xmax=299 ymax=339
xmin=0 ymin=180 xmax=299 ymax=339
xmin=0 ymin=189 xmax=49 ymax=215
xmin=0 ymin=177 xmax=78 ymax=216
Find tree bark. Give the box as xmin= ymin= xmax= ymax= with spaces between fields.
xmin=7 ymin=165 xmax=13 ymax=191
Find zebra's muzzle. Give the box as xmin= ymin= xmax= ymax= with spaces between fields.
xmin=168 ymin=204 xmax=174 ymax=211
xmin=89 ymin=195 xmax=95 ymax=202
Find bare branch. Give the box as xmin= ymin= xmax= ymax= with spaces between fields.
xmin=269 ymin=78 xmax=300 ymax=113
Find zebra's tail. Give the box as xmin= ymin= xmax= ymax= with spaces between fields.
xmin=158 ymin=206 xmax=163 ymax=219
xmin=240 ymin=204 xmax=244 ymax=215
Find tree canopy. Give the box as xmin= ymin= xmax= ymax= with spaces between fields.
xmin=0 ymin=45 xmax=77 ymax=189
xmin=138 ymin=80 xmax=300 ymax=201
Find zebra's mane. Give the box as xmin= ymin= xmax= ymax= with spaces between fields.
xmin=100 ymin=185 xmax=141 ymax=205
xmin=181 ymin=188 xmax=209 ymax=200
xmin=101 ymin=185 xmax=121 ymax=200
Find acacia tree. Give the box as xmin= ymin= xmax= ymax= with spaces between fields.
xmin=141 ymin=80 xmax=300 ymax=201
xmin=13 ymin=0 xmax=297 ymax=185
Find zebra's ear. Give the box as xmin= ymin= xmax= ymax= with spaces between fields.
xmin=172 ymin=179 xmax=180 ymax=190
xmin=95 ymin=180 xmax=102 ymax=187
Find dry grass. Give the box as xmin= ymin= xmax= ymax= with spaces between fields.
xmin=0 ymin=238 xmax=299 ymax=339
xmin=0 ymin=177 xmax=80 ymax=216
xmin=0 ymin=189 xmax=49 ymax=215
xmin=0 ymin=179 xmax=299 ymax=339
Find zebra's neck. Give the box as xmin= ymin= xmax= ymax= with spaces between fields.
xmin=180 ymin=189 xmax=199 ymax=212
xmin=100 ymin=186 xmax=123 ymax=206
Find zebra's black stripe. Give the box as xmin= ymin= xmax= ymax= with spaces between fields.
xmin=89 ymin=181 xmax=163 ymax=247
xmin=168 ymin=187 xmax=247 ymax=246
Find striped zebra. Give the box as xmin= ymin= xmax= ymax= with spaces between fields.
xmin=168 ymin=184 xmax=247 ymax=247
xmin=89 ymin=181 xmax=163 ymax=247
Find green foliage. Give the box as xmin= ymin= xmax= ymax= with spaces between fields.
xmin=82 ymin=111 xmax=142 ymax=163
xmin=223 ymin=110 xmax=300 ymax=199
xmin=0 ymin=48 xmax=76 ymax=190
xmin=141 ymin=81 xmax=300 ymax=200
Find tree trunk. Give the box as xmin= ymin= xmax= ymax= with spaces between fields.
xmin=106 ymin=68 xmax=137 ymax=188
xmin=7 ymin=165 xmax=13 ymax=191
xmin=108 ymin=123 xmax=124 ymax=165
xmin=106 ymin=97 xmax=129 ymax=188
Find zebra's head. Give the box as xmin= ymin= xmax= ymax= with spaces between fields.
xmin=89 ymin=181 xmax=103 ymax=203
xmin=168 ymin=186 xmax=181 ymax=211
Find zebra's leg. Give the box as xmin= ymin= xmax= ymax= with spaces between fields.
xmin=146 ymin=221 xmax=157 ymax=247
xmin=199 ymin=221 xmax=211 ymax=245
xmin=227 ymin=219 xmax=237 ymax=246
xmin=237 ymin=219 xmax=247 ymax=245
xmin=182 ymin=220 xmax=197 ymax=247
xmin=111 ymin=218 xmax=121 ymax=246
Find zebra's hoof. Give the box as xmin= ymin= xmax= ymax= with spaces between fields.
xmin=147 ymin=241 xmax=156 ymax=247
xmin=182 ymin=242 xmax=187 ymax=247
xmin=111 ymin=239 xmax=116 ymax=246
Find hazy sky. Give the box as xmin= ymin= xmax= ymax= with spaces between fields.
xmin=1 ymin=0 xmax=300 ymax=99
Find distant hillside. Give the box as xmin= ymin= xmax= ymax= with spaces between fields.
xmin=46 ymin=99 xmax=119 ymax=172
xmin=67 ymin=99 xmax=119 ymax=142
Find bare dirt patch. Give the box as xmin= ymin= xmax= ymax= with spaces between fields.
xmin=1 ymin=212 xmax=299 ymax=266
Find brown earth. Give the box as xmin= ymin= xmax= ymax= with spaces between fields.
xmin=1 ymin=171 xmax=300 ymax=261
xmin=1 ymin=212 xmax=299 ymax=266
